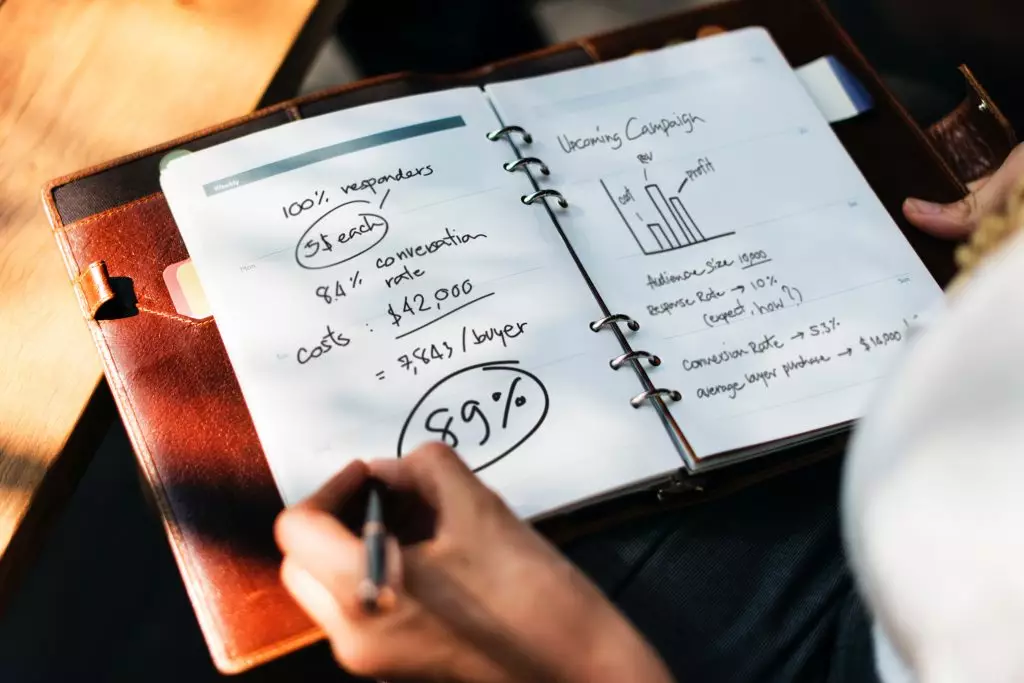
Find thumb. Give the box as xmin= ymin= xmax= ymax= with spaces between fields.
xmin=904 ymin=143 xmax=1024 ymax=240
xmin=276 ymin=507 xmax=403 ymax=618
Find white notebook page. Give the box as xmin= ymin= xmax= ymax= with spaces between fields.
xmin=161 ymin=88 xmax=681 ymax=516
xmin=487 ymin=28 xmax=945 ymax=461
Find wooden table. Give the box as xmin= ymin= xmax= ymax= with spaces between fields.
xmin=0 ymin=0 xmax=323 ymax=602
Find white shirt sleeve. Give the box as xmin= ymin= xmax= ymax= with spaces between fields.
xmin=842 ymin=233 xmax=1024 ymax=683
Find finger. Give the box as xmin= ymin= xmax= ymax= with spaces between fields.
xmin=369 ymin=442 xmax=482 ymax=511
xmin=283 ymin=546 xmax=414 ymax=681
xmin=297 ymin=459 xmax=370 ymax=516
xmin=281 ymin=557 xmax=348 ymax=636
xmin=366 ymin=458 xmax=442 ymax=514
xmin=905 ymin=143 xmax=1024 ymax=239
xmin=276 ymin=507 xmax=401 ymax=617
xmin=903 ymin=196 xmax=975 ymax=239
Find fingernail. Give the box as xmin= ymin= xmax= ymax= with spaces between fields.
xmin=905 ymin=198 xmax=944 ymax=214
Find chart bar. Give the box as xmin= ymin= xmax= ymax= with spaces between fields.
xmin=644 ymin=185 xmax=685 ymax=247
xmin=671 ymin=197 xmax=705 ymax=241
xmin=602 ymin=175 xmax=733 ymax=256
xmin=646 ymin=224 xmax=665 ymax=250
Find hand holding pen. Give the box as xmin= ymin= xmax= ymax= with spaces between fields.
xmin=274 ymin=443 xmax=673 ymax=683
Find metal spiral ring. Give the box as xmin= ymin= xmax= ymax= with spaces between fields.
xmin=609 ymin=351 xmax=661 ymax=370
xmin=630 ymin=388 xmax=682 ymax=408
xmin=503 ymin=157 xmax=550 ymax=175
xmin=486 ymin=125 xmax=533 ymax=144
xmin=589 ymin=314 xmax=639 ymax=333
xmin=521 ymin=189 xmax=568 ymax=208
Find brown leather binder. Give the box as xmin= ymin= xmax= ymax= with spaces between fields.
xmin=41 ymin=0 xmax=1015 ymax=673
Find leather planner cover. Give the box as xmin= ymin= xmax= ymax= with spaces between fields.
xmin=43 ymin=0 xmax=1007 ymax=673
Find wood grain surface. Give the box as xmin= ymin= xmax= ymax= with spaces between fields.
xmin=0 ymin=0 xmax=316 ymax=597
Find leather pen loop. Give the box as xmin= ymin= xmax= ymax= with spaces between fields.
xmin=76 ymin=261 xmax=116 ymax=319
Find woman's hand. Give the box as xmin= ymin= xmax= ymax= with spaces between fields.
xmin=275 ymin=442 xmax=674 ymax=683
xmin=903 ymin=143 xmax=1024 ymax=239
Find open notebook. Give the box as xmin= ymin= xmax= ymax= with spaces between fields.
xmin=160 ymin=28 xmax=942 ymax=519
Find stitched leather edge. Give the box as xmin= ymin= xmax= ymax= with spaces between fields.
xmin=100 ymin=316 xmax=303 ymax=672
xmin=959 ymin=63 xmax=1018 ymax=145
xmin=45 ymin=192 xmax=251 ymax=667
xmin=136 ymin=306 xmax=216 ymax=324
xmin=60 ymin=192 xmax=165 ymax=233
xmin=82 ymin=293 xmax=290 ymax=670
xmin=93 ymin=319 xmax=246 ymax=669
xmin=46 ymin=191 xmax=285 ymax=669
xmin=39 ymin=118 xmax=309 ymax=667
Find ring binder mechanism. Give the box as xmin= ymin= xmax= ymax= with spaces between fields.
xmin=610 ymin=351 xmax=661 ymax=370
xmin=590 ymin=314 xmax=640 ymax=333
xmin=490 ymin=125 xmax=677 ymax=414
xmin=487 ymin=125 xmax=565 ymax=206
xmin=630 ymin=388 xmax=682 ymax=408
xmin=504 ymin=157 xmax=550 ymax=175
xmin=522 ymin=189 xmax=568 ymax=208
xmin=486 ymin=125 xmax=533 ymax=144
xmin=594 ymin=314 xmax=681 ymax=410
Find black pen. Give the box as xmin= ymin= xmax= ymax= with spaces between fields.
xmin=359 ymin=484 xmax=386 ymax=612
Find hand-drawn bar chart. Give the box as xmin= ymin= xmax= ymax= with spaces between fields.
xmin=600 ymin=178 xmax=734 ymax=255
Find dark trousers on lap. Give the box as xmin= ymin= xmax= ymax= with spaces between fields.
xmin=565 ymin=457 xmax=880 ymax=683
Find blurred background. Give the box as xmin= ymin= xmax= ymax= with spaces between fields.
xmin=300 ymin=0 xmax=1021 ymax=131
xmin=301 ymin=0 xmax=707 ymax=93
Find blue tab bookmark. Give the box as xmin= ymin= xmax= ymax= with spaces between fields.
xmin=796 ymin=56 xmax=875 ymax=123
